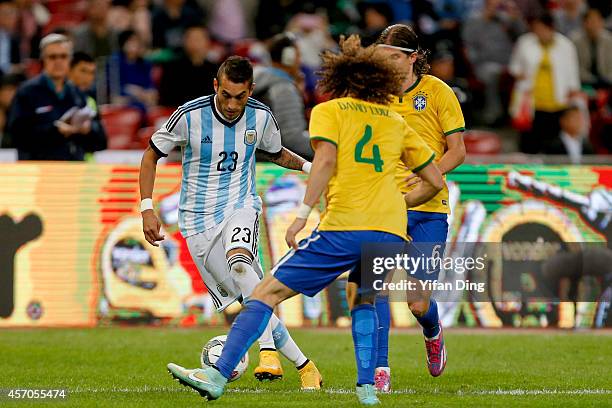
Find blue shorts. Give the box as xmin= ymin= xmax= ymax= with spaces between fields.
xmin=406 ymin=210 xmax=449 ymax=281
xmin=272 ymin=230 xmax=405 ymax=297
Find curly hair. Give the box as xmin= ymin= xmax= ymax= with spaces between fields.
xmin=317 ymin=35 xmax=404 ymax=105
xmin=377 ymin=24 xmax=430 ymax=76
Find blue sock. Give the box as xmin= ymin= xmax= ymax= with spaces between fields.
xmin=415 ymin=299 xmax=440 ymax=338
xmin=214 ymin=300 xmax=272 ymax=380
xmin=351 ymin=304 xmax=378 ymax=386
xmin=375 ymin=296 xmax=390 ymax=368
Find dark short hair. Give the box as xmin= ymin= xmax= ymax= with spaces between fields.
xmin=358 ymin=2 xmax=393 ymax=25
xmin=268 ymin=32 xmax=297 ymax=64
xmin=118 ymin=29 xmax=138 ymax=50
xmin=184 ymin=23 xmax=208 ymax=34
xmin=529 ymin=12 xmax=555 ymax=29
xmin=70 ymin=51 xmax=94 ymax=68
xmin=584 ymin=8 xmax=603 ymax=21
xmin=217 ymin=56 xmax=253 ymax=85
xmin=561 ymin=105 xmax=581 ymax=118
xmin=0 ymin=73 xmax=24 ymax=88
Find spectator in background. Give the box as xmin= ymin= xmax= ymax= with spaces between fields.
xmin=285 ymin=12 xmax=336 ymax=97
xmin=571 ymin=8 xmax=612 ymax=89
xmin=107 ymin=0 xmax=133 ymax=33
xmin=199 ymin=0 xmax=245 ymax=43
xmin=198 ymin=0 xmax=258 ymax=40
xmin=69 ymin=51 xmax=106 ymax=158
xmin=158 ymin=24 xmax=217 ymax=107
xmin=107 ymin=0 xmax=152 ymax=47
xmin=0 ymin=73 xmax=22 ymax=147
xmin=151 ymin=0 xmax=203 ymax=51
xmin=357 ymin=1 xmax=394 ymax=46
xmin=7 ymin=34 xmax=106 ymax=160
xmin=0 ymin=0 xmax=21 ymax=75
xmin=130 ymin=0 xmax=152 ymax=47
xmin=254 ymin=0 xmax=303 ymax=40
xmin=253 ymin=33 xmax=313 ymax=159
xmin=513 ymin=0 xmax=544 ymax=21
xmin=15 ymin=0 xmax=49 ymax=60
xmin=509 ymin=12 xmax=581 ymax=153
xmin=462 ymin=0 xmax=526 ymax=125
xmin=552 ymin=0 xmax=586 ymax=36
xmin=430 ymin=49 xmax=474 ymax=125
xmin=546 ymin=105 xmax=593 ymax=163
xmin=69 ymin=51 xmax=97 ymax=98
xmin=108 ymin=29 xmax=157 ymax=112
xmin=72 ymin=0 xmax=118 ymax=59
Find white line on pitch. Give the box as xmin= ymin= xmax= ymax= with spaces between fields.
xmin=69 ymin=387 xmax=611 ymax=396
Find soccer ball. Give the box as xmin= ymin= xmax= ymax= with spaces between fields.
xmin=201 ymin=335 xmax=249 ymax=382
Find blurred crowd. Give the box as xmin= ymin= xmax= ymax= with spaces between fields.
xmin=0 ymin=0 xmax=610 ymax=161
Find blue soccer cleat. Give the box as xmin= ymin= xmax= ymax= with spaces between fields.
xmin=167 ymin=363 xmax=227 ymax=400
xmin=356 ymin=384 xmax=380 ymax=405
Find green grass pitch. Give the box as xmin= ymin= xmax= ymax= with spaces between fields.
xmin=0 ymin=328 xmax=610 ymax=407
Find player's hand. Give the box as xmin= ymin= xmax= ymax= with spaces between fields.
xmin=142 ymin=210 xmax=165 ymax=246
xmin=405 ymin=173 xmax=422 ymax=187
xmin=285 ymin=217 xmax=307 ymax=250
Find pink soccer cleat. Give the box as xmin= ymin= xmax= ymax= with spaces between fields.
xmin=424 ymin=323 xmax=446 ymax=377
xmin=373 ymin=367 xmax=391 ymax=393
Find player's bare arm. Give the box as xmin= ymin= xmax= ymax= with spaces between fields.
xmin=405 ymin=133 xmax=465 ymax=187
xmin=436 ymin=132 xmax=466 ymax=174
xmin=257 ymin=147 xmax=309 ymax=172
xmin=139 ymin=145 xmax=165 ymax=246
xmin=403 ymin=161 xmax=444 ymax=208
xmin=285 ymin=140 xmax=336 ymax=249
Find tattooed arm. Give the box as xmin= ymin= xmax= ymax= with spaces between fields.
xmin=257 ymin=147 xmax=310 ymax=172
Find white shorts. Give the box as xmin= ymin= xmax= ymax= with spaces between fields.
xmin=185 ymin=208 xmax=263 ymax=312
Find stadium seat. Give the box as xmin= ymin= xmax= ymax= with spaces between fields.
xmin=23 ymin=59 xmax=41 ymax=77
xmin=463 ymin=130 xmax=502 ymax=155
xmin=45 ymin=0 xmax=88 ymax=14
xmin=136 ymin=126 xmax=156 ymax=149
xmin=151 ymin=65 xmax=163 ymax=89
xmin=100 ymin=105 xmax=142 ymax=150
xmin=147 ymin=106 xmax=175 ymax=128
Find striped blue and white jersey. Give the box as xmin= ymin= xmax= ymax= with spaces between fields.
xmin=150 ymin=95 xmax=281 ymax=238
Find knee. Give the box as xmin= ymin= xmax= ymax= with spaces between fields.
xmin=409 ymin=300 xmax=430 ymax=317
xmin=251 ymin=277 xmax=287 ymax=307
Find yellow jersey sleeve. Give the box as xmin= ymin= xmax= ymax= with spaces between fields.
xmin=436 ymin=83 xmax=465 ymax=136
xmin=309 ymin=102 xmax=339 ymax=147
xmin=400 ymin=123 xmax=435 ymax=172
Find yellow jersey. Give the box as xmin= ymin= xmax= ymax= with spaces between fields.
xmin=309 ymin=97 xmax=434 ymax=239
xmin=533 ymin=46 xmax=565 ymax=112
xmin=391 ymin=74 xmax=465 ymax=214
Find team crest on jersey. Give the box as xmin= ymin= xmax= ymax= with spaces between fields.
xmin=216 ymin=284 xmax=228 ymax=297
xmin=413 ymin=93 xmax=427 ymax=112
xmin=244 ymin=129 xmax=257 ymax=145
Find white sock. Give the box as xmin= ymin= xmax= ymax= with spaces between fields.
xmin=227 ymin=253 xmax=276 ymax=350
xmin=269 ymin=313 xmax=308 ymax=368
